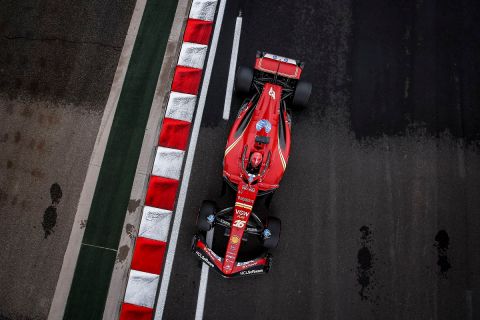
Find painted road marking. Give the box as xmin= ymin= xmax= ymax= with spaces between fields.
xmin=82 ymin=243 xmax=118 ymax=252
xmin=153 ymin=0 xmax=228 ymax=318
xmin=194 ymin=229 xmax=214 ymax=320
xmin=222 ymin=14 xmax=243 ymax=120
xmin=47 ymin=1 xmax=148 ymax=319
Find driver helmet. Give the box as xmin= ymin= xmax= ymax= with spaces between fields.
xmin=249 ymin=152 xmax=263 ymax=168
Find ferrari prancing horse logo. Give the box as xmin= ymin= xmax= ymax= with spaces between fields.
xmin=268 ymin=87 xmax=276 ymax=100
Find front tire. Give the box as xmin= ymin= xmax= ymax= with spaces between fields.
xmin=197 ymin=200 xmax=216 ymax=232
xmin=262 ymin=217 xmax=281 ymax=249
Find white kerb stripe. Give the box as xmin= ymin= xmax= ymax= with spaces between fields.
xmin=189 ymin=0 xmax=218 ymax=21
xmin=124 ymin=270 xmax=159 ymax=308
xmin=178 ymin=42 xmax=208 ymax=69
xmin=165 ymin=92 xmax=197 ymax=122
xmin=138 ymin=206 xmax=173 ymax=242
xmin=152 ymin=147 xmax=185 ymax=180
xmin=222 ymin=16 xmax=242 ymax=120
xmin=154 ymin=0 xmax=226 ymax=318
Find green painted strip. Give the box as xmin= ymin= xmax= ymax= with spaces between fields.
xmin=64 ymin=0 xmax=179 ymax=318
xmin=64 ymin=246 xmax=117 ymax=319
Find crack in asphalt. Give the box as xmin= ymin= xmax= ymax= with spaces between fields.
xmin=3 ymin=35 xmax=122 ymax=51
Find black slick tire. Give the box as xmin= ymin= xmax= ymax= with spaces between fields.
xmin=235 ymin=66 xmax=254 ymax=94
xmin=292 ymin=81 xmax=312 ymax=108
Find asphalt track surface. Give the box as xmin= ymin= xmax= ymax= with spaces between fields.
xmin=0 ymin=1 xmax=135 ymax=319
xmin=164 ymin=0 xmax=480 ymax=319
xmin=1 ymin=0 xmax=479 ymax=319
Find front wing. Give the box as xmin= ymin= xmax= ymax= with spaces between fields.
xmin=191 ymin=234 xmax=271 ymax=278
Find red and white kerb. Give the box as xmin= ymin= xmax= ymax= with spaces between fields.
xmin=119 ymin=1 xmax=218 ymax=319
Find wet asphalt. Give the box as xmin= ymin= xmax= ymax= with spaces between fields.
xmin=163 ymin=0 xmax=480 ymax=319
xmin=1 ymin=0 xmax=479 ymax=319
xmin=0 ymin=1 xmax=135 ymax=319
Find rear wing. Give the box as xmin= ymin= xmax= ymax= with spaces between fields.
xmin=254 ymin=51 xmax=304 ymax=80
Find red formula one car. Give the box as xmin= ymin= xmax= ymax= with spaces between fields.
xmin=192 ymin=52 xmax=311 ymax=277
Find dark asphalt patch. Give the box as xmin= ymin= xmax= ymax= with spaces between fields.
xmin=434 ymin=230 xmax=451 ymax=277
xmin=356 ymin=225 xmax=377 ymax=302
xmin=351 ymin=0 xmax=480 ymax=142
xmin=164 ymin=0 xmax=480 ymax=319
xmin=42 ymin=206 xmax=57 ymax=239
xmin=50 ymin=182 xmax=62 ymax=204
xmin=127 ymin=198 xmax=141 ymax=213
xmin=116 ymin=245 xmax=130 ymax=263
xmin=41 ymin=183 xmax=62 ymax=238
xmin=0 ymin=0 xmax=136 ymax=106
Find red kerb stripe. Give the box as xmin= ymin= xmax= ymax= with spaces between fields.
xmin=183 ymin=19 xmax=213 ymax=45
xmin=145 ymin=176 xmax=179 ymax=210
xmin=171 ymin=66 xmax=203 ymax=95
xmin=119 ymin=303 xmax=153 ymax=320
xmin=131 ymin=237 xmax=167 ymax=274
xmin=158 ymin=118 xmax=191 ymax=150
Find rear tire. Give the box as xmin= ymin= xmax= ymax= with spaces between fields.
xmin=292 ymin=81 xmax=312 ymax=108
xmin=262 ymin=217 xmax=281 ymax=249
xmin=235 ymin=66 xmax=254 ymax=94
xmin=197 ymin=200 xmax=216 ymax=232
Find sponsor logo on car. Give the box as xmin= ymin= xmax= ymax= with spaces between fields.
xmin=256 ymin=119 xmax=272 ymax=133
xmin=235 ymin=209 xmax=249 ymax=217
xmin=265 ymin=53 xmax=297 ymax=65
xmin=236 ymin=259 xmax=257 ymax=267
xmin=217 ymin=218 xmax=229 ymax=225
xmin=238 ymin=196 xmax=254 ymax=203
xmin=231 ymin=235 xmax=240 ymax=244
xmin=239 ymin=269 xmax=264 ymax=276
xmin=241 ymin=184 xmax=256 ymax=192
xmin=205 ymin=247 xmax=221 ymax=261
xmin=196 ymin=251 xmax=214 ymax=268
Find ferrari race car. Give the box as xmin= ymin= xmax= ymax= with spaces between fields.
xmin=192 ymin=52 xmax=312 ymax=277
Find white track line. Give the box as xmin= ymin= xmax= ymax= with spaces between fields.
xmin=194 ymin=229 xmax=214 ymax=320
xmin=153 ymin=0 xmax=227 ymax=318
xmin=222 ymin=15 xmax=243 ymax=120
